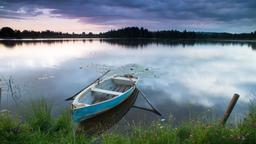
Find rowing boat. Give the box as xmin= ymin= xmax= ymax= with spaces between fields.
xmin=72 ymin=74 xmax=138 ymax=122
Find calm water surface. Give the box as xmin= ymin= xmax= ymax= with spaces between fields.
xmin=0 ymin=39 xmax=256 ymax=131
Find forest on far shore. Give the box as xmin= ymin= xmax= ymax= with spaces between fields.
xmin=0 ymin=27 xmax=255 ymax=39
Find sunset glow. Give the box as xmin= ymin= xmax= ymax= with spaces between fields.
xmin=0 ymin=8 xmax=113 ymax=33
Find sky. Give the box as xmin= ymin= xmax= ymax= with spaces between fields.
xmin=0 ymin=0 xmax=255 ymax=33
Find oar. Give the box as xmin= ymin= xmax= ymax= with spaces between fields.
xmin=136 ymin=86 xmax=162 ymax=116
xmin=132 ymin=105 xmax=161 ymax=116
xmin=65 ymin=70 xmax=111 ymax=101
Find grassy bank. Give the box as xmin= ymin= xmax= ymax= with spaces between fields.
xmin=0 ymin=100 xmax=255 ymax=144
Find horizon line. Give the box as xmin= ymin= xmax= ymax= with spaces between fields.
xmin=1 ymin=26 xmax=255 ymax=35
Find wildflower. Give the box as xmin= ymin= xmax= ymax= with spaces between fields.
xmin=161 ymin=119 xmax=165 ymax=122
xmin=242 ymin=136 xmax=245 ymax=141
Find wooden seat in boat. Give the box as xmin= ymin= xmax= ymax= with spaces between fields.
xmin=112 ymin=76 xmax=137 ymax=82
xmin=91 ymin=88 xmax=123 ymax=96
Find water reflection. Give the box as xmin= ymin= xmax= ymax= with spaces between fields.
xmin=77 ymin=88 xmax=139 ymax=135
xmin=102 ymin=39 xmax=256 ymax=49
xmin=0 ymin=39 xmax=86 ymax=48
xmin=251 ymin=43 xmax=256 ymax=51
xmin=1 ymin=39 xmax=256 ymax=49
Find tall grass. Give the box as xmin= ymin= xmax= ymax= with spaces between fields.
xmin=102 ymin=103 xmax=256 ymax=144
xmin=0 ymin=99 xmax=91 ymax=144
xmin=0 ymin=100 xmax=256 ymax=144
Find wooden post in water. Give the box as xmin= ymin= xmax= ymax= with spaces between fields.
xmin=221 ymin=93 xmax=240 ymax=126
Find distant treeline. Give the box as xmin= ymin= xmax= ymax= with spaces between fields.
xmin=0 ymin=27 xmax=96 ymax=38
xmin=0 ymin=27 xmax=256 ymax=39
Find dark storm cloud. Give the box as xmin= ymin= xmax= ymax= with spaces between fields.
xmin=0 ymin=0 xmax=256 ymax=32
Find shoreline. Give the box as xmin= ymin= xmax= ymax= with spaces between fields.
xmin=0 ymin=38 xmax=256 ymax=41
xmin=0 ymin=100 xmax=255 ymax=143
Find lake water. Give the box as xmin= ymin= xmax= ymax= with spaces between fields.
xmin=0 ymin=39 xmax=256 ymax=131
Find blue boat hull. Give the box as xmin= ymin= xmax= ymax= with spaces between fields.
xmin=72 ymin=86 xmax=135 ymax=122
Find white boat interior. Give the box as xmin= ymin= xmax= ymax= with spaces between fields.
xmin=73 ymin=75 xmax=137 ymax=108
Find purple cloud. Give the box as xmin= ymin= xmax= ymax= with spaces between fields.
xmin=0 ymin=0 xmax=256 ymax=32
